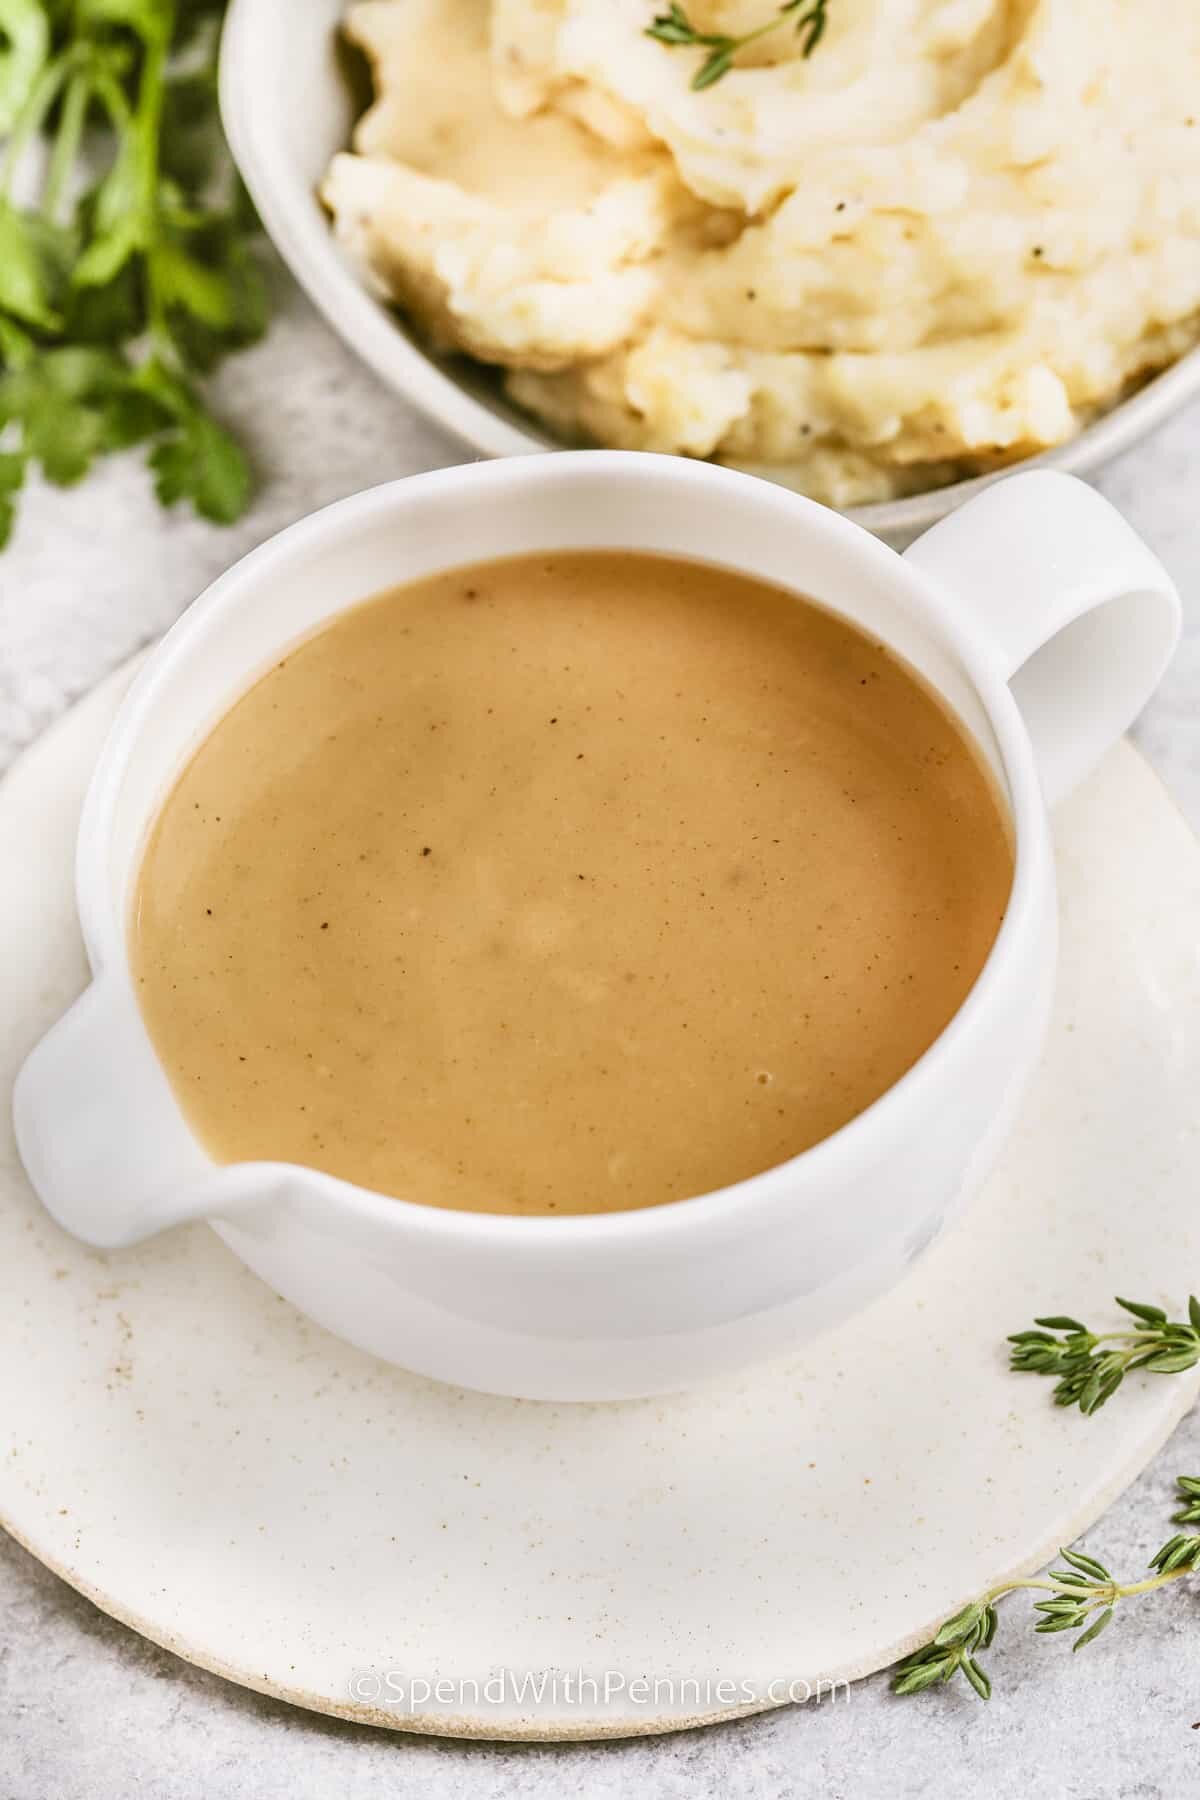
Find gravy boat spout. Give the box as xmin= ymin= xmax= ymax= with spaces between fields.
xmin=13 ymin=974 xmax=266 ymax=1252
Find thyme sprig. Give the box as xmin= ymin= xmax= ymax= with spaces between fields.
xmin=894 ymin=1299 xmax=1200 ymax=1699
xmin=1008 ymin=1295 xmax=1200 ymax=1415
xmin=893 ymin=1481 xmax=1200 ymax=1700
xmin=1172 ymin=1475 xmax=1200 ymax=1524
xmin=646 ymin=1 xmax=831 ymax=90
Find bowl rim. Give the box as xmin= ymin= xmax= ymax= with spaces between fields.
xmin=217 ymin=0 xmax=1200 ymax=537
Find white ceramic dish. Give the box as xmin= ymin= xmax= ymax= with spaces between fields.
xmin=218 ymin=0 xmax=1200 ymax=539
xmin=11 ymin=457 xmax=1179 ymax=1401
xmin=3 ymin=665 xmax=1200 ymax=1738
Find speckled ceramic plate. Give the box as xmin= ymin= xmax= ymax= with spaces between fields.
xmin=3 ymin=661 xmax=1200 ymax=1742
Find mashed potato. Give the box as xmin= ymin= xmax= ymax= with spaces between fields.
xmin=323 ymin=0 xmax=1200 ymax=505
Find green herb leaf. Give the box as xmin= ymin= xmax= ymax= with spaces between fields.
xmin=0 ymin=312 xmax=32 ymax=365
xmin=1057 ymin=1546 xmax=1111 ymax=1582
xmin=961 ymin=1655 xmax=991 ymax=1700
xmin=158 ymin=68 xmax=218 ymax=187
xmin=646 ymin=0 xmax=833 ymax=88
xmin=0 ymin=199 xmax=62 ymax=328
xmin=149 ymin=397 xmax=250 ymax=523
xmin=1172 ymin=1475 xmax=1200 ymax=1524
xmin=1115 ymin=1297 xmax=1169 ymax=1326
xmin=892 ymin=1654 xmax=954 ymax=1696
xmin=693 ymin=46 xmax=734 ymax=89
xmin=932 ymin=1601 xmax=984 ymax=1647
xmin=1148 ymin=1534 xmax=1200 ymax=1575
xmin=0 ymin=345 xmax=140 ymax=484
xmin=76 ymin=0 xmax=171 ymax=44
xmin=61 ymin=259 xmax=143 ymax=343
xmin=0 ymin=0 xmax=49 ymax=132
xmin=150 ymin=240 xmax=238 ymax=329
xmin=1141 ymin=1347 xmax=1200 ymax=1373
xmin=1071 ymin=1606 xmax=1114 ymax=1652
xmin=645 ymin=5 xmax=700 ymax=46
xmin=0 ymin=0 xmax=263 ymax=541
xmin=0 ymin=445 xmax=26 ymax=547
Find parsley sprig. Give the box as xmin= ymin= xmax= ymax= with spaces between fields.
xmin=646 ymin=1 xmax=831 ymax=90
xmin=0 ymin=0 xmax=266 ymax=548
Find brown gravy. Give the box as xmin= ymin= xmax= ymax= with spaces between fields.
xmin=130 ymin=551 xmax=1013 ymax=1215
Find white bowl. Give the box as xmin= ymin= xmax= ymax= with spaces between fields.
xmin=11 ymin=455 xmax=1180 ymax=1399
xmin=218 ymin=0 xmax=1200 ymax=537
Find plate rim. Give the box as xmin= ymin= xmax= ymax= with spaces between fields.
xmin=4 ymin=1373 xmax=1198 ymax=1742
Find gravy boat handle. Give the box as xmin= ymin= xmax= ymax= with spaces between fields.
xmin=13 ymin=973 xmax=246 ymax=1250
xmin=903 ymin=469 xmax=1181 ymax=806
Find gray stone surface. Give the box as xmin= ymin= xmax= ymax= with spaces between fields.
xmin=3 ymin=280 xmax=1200 ymax=1797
